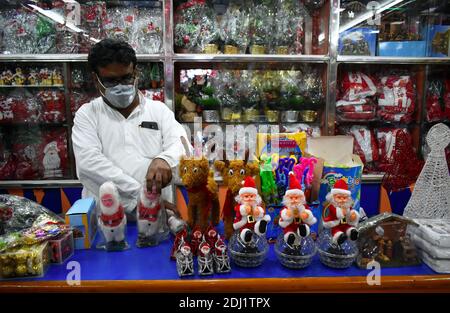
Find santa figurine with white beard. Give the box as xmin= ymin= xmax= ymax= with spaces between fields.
xmin=279 ymin=172 xmax=317 ymax=246
xmin=322 ymin=179 xmax=360 ymax=245
xmin=233 ymin=176 xmax=271 ymax=244
xmin=136 ymin=185 xmax=166 ymax=247
xmin=98 ymin=181 xmax=128 ymax=250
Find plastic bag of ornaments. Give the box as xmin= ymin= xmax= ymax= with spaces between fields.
xmin=0 ymin=8 xmax=56 ymax=54
xmin=6 ymin=89 xmax=41 ymax=123
xmin=377 ymin=74 xmax=415 ymax=122
xmin=38 ymin=90 xmax=66 ymax=123
xmin=339 ymin=125 xmax=379 ymax=171
xmin=426 ymin=79 xmax=450 ymax=122
xmin=338 ymin=72 xmax=377 ymax=102
xmin=408 ymin=219 xmax=450 ymax=273
xmin=40 ymin=128 xmax=69 ymax=179
xmin=336 ymin=98 xmax=377 ymax=121
xmin=0 ymin=194 xmax=68 ymax=251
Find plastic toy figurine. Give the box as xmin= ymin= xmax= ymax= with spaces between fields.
xmin=197 ymin=237 xmax=214 ymax=275
xmin=190 ymin=225 xmax=203 ymax=256
xmin=136 ymin=185 xmax=168 ymax=247
xmin=233 ymin=176 xmax=271 ymax=245
xmin=39 ymin=68 xmax=52 ymax=86
xmin=27 ymin=69 xmax=38 ymax=85
xmin=204 ymin=224 xmax=218 ymax=247
xmin=42 ymin=141 xmax=62 ymax=178
xmin=52 ymin=69 xmax=63 ymax=85
xmin=170 ymin=228 xmax=188 ymax=260
xmin=213 ymin=235 xmax=231 ymax=273
xmin=259 ymin=156 xmax=277 ymax=204
xmin=98 ymin=181 xmax=128 ymax=251
xmin=293 ymin=157 xmax=318 ymax=190
xmin=279 ymin=173 xmax=317 ymax=247
xmin=12 ymin=68 xmax=25 ymax=86
xmin=322 ymin=179 xmax=360 ymax=245
xmin=176 ymin=237 xmax=194 ymax=277
xmin=215 ymin=150 xmax=260 ymax=239
xmin=1 ymin=70 xmax=13 ymax=85
xmin=275 ymin=157 xmax=295 ymax=199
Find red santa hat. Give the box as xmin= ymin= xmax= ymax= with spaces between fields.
xmin=285 ymin=172 xmax=304 ymax=196
xmin=239 ymin=176 xmax=257 ymax=195
xmin=330 ymin=179 xmax=351 ymax=196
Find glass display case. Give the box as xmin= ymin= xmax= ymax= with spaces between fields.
xmin=1 ymin=0 xmax=450 ymax=185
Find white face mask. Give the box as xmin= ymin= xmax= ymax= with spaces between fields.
xmin=97 ymin=75 xmax=137 ymax=109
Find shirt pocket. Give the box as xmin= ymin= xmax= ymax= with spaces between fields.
xmin=138 ymin=126 xmax=162 ymax=158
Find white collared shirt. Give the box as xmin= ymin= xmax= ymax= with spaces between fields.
xmin=72 ymin=93 xmax=188 ymax=212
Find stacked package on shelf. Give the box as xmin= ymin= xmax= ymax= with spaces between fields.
xmin=336 ymin=72 xmax=378 ymax=122
xmin=377 ymin=74 xmax=415 ymax=123
xmin=409 ymin=219 xmax=450 ymax=273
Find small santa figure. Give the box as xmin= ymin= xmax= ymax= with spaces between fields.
xmin=322 ymin=179 xmax=360 ymax=245
xmin=43 ymin=141 xmax=62 ymax=178
xmin=279 ymin=172 xmax=317 ymax=246
xmin=98 ymin=181 xmax=127 ymax=250
xmin=136 ymin=186 xmax=164 ymax=247
xmin=233 ymin=176 xmax=271 ymax=244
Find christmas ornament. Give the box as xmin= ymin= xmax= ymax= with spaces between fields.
xmin=403 ymin=123 xmax=450 ymax=219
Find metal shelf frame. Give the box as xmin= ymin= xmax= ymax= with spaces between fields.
xmin=1 ymin=0 xmax=450 ymax=188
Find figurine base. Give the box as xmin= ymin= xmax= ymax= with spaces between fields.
xmin=104 ymin=240 xmax=128 ymax=252
xmin=228 ymin=231 xmax=268 ymax=268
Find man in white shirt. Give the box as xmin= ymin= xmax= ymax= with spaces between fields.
xmin=72 ymin=39 xmax=188 ymax=214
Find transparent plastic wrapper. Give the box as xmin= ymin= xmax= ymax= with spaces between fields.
xmin=219 ymin=2 xmax=250 ymax=54
xmin=273 ymin=0 xmax=305 ymax=54
xmin=301 ymin=67 xmax=324 ymax=106
xmin=340 ymin=125 xmax=379 ymax=167
xmin=336 ymin=98 xmax=377 ymax=122
xmin=39 ymin=90 xmax=66 ymax=123
xmin=48 ymin=230 xmax=74 ymax=264
xmin=426 ymin=79 xmax=450 ymax=122
xmin=0 ymin=9 xmax=56 ymax=54
xmin=0 ymin=194 xmax=68 ymax=252
xmin=356 ymin=213 xmax=420 ymax=268
xmin=249 ymin=2 xmax=275 ymax=54
xmin=377 ymin=74 xmax=415 ymax=122
xmin=136 ymin=187 xmax=169 ymax=248
xmin=339 ymin=72 xmax=377 ymax=101
xmin=275 ymin=233 xmax=316 ymax=269
xmin=0 ymin=242 xmax=50 ymax=280
xmin=97 ymin=181 xmax=129 ymax=251
xmin=8 ymin=89 xmax=41 ymax=123
xmin=10 ymin=127 xmax=42 ymax=180
xmin=42 ymin=128 xmax=69 ymax=179
xmin=376 ymin=128 xmax=411 ymax=172
xmin=0 ymin=94 xmax=14 ymax=124
xmin=318 ymin=229 xmax=358 ymax=269
xmin=228 ymin=231 xmax=268 ymax=268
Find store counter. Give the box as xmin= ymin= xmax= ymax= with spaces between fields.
xmin=1 ymin=225 xmax=449 ymax=293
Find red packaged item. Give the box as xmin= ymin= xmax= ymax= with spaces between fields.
xmin=377 ymin=110 xmax=414 ymax=123
xmin=426 ymin=80 xmax=446 ymax=122
xmin=10 ymin=94 xmax=41 ymax=123
xmin=444 ymin=80 xmax=450 ymax=120
xmin=339 ymin=72 xmax=377 ymax=101
xmin=378 ymin=75 xmax=415 ymax=115
xmin=40 ymin=129 xmax=68 ymax=179
xmin=11 ymin=128 xmax=42 ymax=179
xmin=341 ymin=125 xmax=379 ymax=165
xmin=376 ymin=128 xmax=411 ymax=171
xmin=0 ymin=95 xmax=14 ymax=124
xmin=338 ymin=111 xmax=377 ymax=121
xmin=39 ymin=90 xmax=66 ymax=123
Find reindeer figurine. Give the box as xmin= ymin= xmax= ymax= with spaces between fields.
xmin=214 ymin=150 xmax=260 ymax=239
xmin=179 ymin=138 xmax=220 ymax=230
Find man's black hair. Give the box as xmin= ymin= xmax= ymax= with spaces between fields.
xmin=88 ymin=39 xmax=137 ymax=74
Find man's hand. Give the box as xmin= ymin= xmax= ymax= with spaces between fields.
xmin=350 ymin=211 xmax=357 ymax=222
xmin=146 ymin=158 xmax=172 ymax=194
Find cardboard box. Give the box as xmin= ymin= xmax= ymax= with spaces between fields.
xmin=378 ymin=41 xmax=426 ymax=57
xmin=427 ymin=25 xmax=450 ymax=57
xmin=339 ymin=27 xmax=377 ymax=56
xmin=65 ymin=198 xmax=97 ymax=249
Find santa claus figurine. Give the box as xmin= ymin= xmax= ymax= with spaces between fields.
xmin=279 ymin=172 xmax=317 ymax=246
xmin=233 ymin=176 xmax=271 ymax=244
xmin=136 ymin=185 xmax=166 ymax=247
xmin=322 ymin=179 xmax=360 ymax=245
xmin=98 ymin=181 xmax=128 ymax=251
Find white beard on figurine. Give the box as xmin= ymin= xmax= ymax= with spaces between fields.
xmin=136 ymin=186 xmax=168 ymax=247
xmin=98 ymin=181 xmax=128 ymax=251
xmin=43 ymin=141 xmax=62 ymax=178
